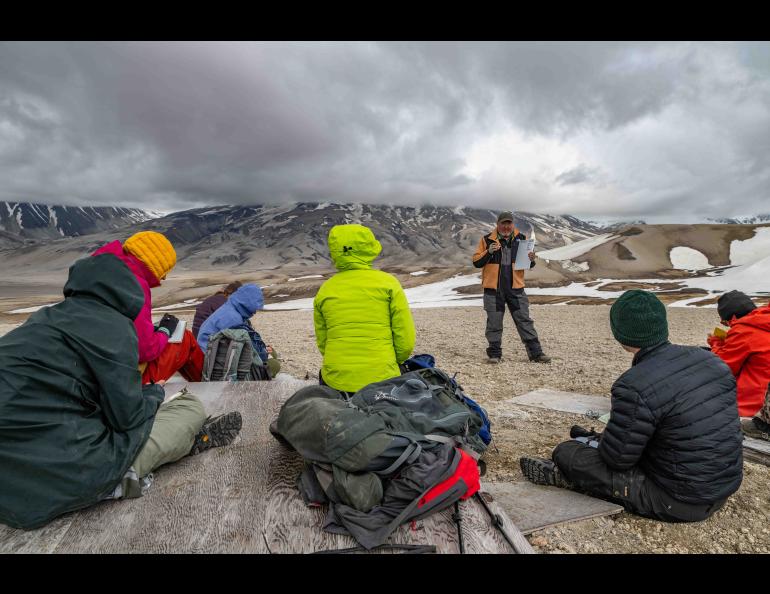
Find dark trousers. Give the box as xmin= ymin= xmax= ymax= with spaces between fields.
xmin=552 ymin=440 xmax=726 ymax=523
xmin=484 ymin=288 xmax=542 ymax=359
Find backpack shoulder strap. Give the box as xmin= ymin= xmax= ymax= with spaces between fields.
xmin=203 ymin=333 xmax=226 ymax=381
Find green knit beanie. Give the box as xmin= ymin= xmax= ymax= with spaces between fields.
xmin=610 ymin=290 xmax=669 ymax=348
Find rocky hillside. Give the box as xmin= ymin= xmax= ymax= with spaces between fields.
xmin=96 ymin=203 xmax=602 ymax=269
xmin=0 ymin=202 xmax=158 ymax=246
xmin=0 ymin=202 xmax=603 ymax=272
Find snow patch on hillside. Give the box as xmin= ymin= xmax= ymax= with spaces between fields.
xmin=730 ymin=227 xmax=770 ymax=266
xmin=539 ymin=233 xmax=615 ymax=261
xmin=670 ymin=247 xmax=711 ymax=270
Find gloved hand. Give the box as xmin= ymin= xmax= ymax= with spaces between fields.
xmin=488 ymin=241 xmax=501 ymax=254
xmin=570 ymin=425 xmax=601 ymax=439
xmin=156 ymin=314 xmax=179 ymax=337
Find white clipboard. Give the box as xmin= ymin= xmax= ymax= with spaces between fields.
xmin=514 ymin=239 xmax=535 ymax=270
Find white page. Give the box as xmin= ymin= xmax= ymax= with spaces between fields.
xmin=514 ymin=239 xmax=536 ymax=270
xmin=168 ymin=319 xmax=187 ymax=343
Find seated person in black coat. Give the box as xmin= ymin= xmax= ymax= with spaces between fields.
xmin=520 ymin=290 xmax=743 ymax=523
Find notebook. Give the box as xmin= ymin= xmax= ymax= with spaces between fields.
xmin=168 ymin=320 xmax=187 ymax=343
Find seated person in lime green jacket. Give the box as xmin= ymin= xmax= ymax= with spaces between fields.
xmin=314 ymin=224 xmax=416 ymax=393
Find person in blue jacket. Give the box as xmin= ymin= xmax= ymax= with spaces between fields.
xmin=197 ymin=283 xmax=280 ymax=377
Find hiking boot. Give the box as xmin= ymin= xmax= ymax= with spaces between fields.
xmin=530 ymin=353 xmax=551 ymax=363
xmin=519 ymin=457 xmax=572 ymax=488
xmin=486 ymin=356 xmax=501 ymax=364
xmin=190 ymin=411 xmax=243 ymax=456
xmin=741 ymin=417 xmax=770 ymax=442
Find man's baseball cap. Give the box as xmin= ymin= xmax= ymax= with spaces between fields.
xmin=497 ymin=211 xmax=514 ymax=223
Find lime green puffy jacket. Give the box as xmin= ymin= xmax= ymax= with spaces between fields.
xmin=314 ymin=224 xmax=416 ymax=393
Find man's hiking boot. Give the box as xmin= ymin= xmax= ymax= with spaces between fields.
xmin=519 ymin=457 xmax=572 ymax=488
xmin=741 ymin=417 xmax=770 ymax=442
xmin=486 ymin=356 xmax=501 ymax=364
xmin=530 ymin=353 xmax=552 ymax=364
xmin=190 ymin=411 xmax=243 ymax=456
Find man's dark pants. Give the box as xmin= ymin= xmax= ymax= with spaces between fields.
xmin=484 ymin=288 xmax=543 ymax=359
xmin=552 ymin=440 xmax=726 ymax=523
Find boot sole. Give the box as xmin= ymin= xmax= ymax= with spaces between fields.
xmin=520 ymin=457 xmax=557 ymax=486
xmin=191 ymin=412 xmax=243 ymax=455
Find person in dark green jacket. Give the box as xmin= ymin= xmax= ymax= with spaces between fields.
xmin=314 ymin=224 xmax=416 ymax=393
xmin=0 ymin=254 xmax=241 ymax=530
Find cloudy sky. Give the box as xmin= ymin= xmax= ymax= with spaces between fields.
xmin=1 ymin=41 xmax=769 ymax=222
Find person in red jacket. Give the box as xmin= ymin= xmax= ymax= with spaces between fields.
xmin=92 ymin=231 xmax=204 ymax=384
xmin=708 ymin=291 xmax=770 ymax=421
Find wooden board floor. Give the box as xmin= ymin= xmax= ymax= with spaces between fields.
xmin=0 ymin=377 xmax=532 ymax=554
xmin=743 ymin=435 xmax=770 ymax=467
xmin=510 ymin=389 xmax=611 ymax=417
xmin=483 ymin=481 xmax=623 ymax=535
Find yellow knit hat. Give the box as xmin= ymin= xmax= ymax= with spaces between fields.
xmin=123 ymin=231 xmax=177 ymax=281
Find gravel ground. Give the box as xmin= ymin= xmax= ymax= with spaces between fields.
xmin=2 ymin=304 xmax=769 ymax=553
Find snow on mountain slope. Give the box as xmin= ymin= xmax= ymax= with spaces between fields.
xmin=538 ymin=233 xmax=615 ymax=261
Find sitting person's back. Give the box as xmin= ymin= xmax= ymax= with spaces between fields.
xmin=197 ymin=284 xmax=279 ymax=377
xmin=192 ymin=281 xmax=242 ymax=338
xmin=0 ymin=255 xmax=168 ymax=528
xmin=0 ymin=254 xmax=241 ymax=530
xmin=314 ymin=224 xmax=415 ymax=393
xmin=520 ymin=290 xmax=742 ymax=523
xmin=708 ymin=291 xmax=770 ymax=417
xmin=600 ymin=341 xmax=743 ymax=506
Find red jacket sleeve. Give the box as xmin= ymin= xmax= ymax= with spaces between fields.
xmin=711 ymin=326 xmax=753 ymax=378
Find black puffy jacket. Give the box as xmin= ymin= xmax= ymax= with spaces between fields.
xmin=599 ymin=342 xmax=743 ymax=505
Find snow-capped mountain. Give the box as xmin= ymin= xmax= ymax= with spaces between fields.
xmin=0 ymin=202 xmax=603 ymax=271
xmin=116 ymin=203 xmax=602 ymax=269
xmin=0 ymin=202 xmax=159 ymax=243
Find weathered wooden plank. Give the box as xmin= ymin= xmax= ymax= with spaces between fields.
xmin=510 ymin=389 xmax=611 ymax=417
xmin=0 ymin=515 xmax=74 ymax=554
xmin=483 ymin=481 xmax=623 ymax=535
xmin=743 ymin=436 xmax=770 ymax=467
xmin=0 ymin=378 xmax=527 ymax=554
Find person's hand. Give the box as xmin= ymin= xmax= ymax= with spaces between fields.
xmin=528 ymin=251 xmax=536 ymax=261
xmin=266 ymin=345 xmax=274 ymax=354
xmin=156 ymin=379 xmax=166 ymax=387
xmin=488 ymin=241 xmax=501 ymax=254
xmin=157 ymin=314 xmax=180 ymax=337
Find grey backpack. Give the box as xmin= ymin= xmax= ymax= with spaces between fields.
xmin=202 ymin=328 xmax=271 ymax=381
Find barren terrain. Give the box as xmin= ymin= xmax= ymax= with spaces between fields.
xmin=2 ymin=304 xmax=768 ymax=554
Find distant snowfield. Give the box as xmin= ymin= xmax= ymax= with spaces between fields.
xmin=538 ymin=233 xmax=615 ymax=261
xmin=7 ymin=302 xmax=60 ymax=314
xmin=154 ymin=299 xmax=202 ymax=311
xmin=410 ymin=270 xmax=429 ymax=276
xmin=288 ymin=274 xmax=324 ymax=282
xmin=730 ymin=227 xmax=770 ymax=266
xmin=670 ymin=247 xmax=711 ymax=271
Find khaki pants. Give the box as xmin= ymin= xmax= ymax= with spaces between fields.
xmin=267 ymin=351 xmax=281 ymax=378
xmin=132 ymin=390 xmax=207 ymax=478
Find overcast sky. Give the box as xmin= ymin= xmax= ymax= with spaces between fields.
xmin=1 ymin=41 xmax=769 ymax=222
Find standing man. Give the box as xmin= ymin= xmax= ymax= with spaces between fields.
xmin=473 ymin=211 xmax=550 ymax=363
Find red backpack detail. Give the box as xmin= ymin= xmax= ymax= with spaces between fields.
xmin=418 ymin=448 xmax=480 ymax=508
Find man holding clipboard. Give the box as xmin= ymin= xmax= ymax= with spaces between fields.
xmin=472 ymin=211 xmax=550 ymax=364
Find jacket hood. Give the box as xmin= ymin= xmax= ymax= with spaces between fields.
xmin=732 ymin=305 xmax=770 ymax=332
xmin=63 ymin=254 xmax=145 ymax=319
xmin=328 ymin=224 xmax=382 ymax=271
xmin=229 ymin=284 xmax=264 ymax=318
xmin=93 ymin=240 xmax=161 ymax=287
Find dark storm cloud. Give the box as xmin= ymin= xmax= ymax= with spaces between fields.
xmin=0 ymin=41 xmax=768 ymax=220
